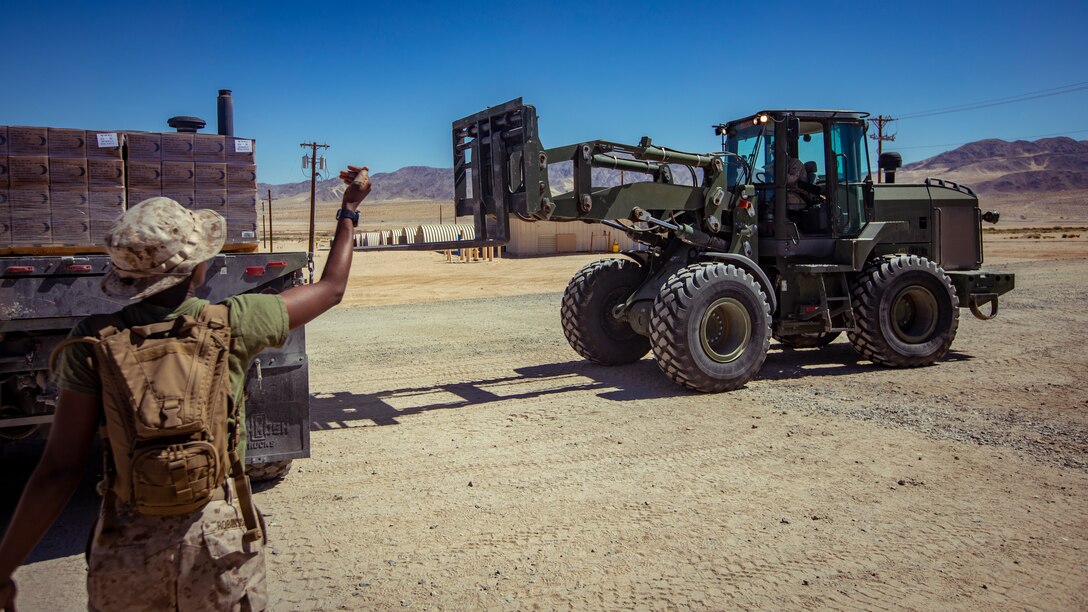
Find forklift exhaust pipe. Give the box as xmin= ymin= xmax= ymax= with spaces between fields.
xmin=217 ymin=89 xmax=234 ymax=136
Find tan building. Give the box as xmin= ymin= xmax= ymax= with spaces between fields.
xmin=505 ymin=218 xmax=647 ymax=257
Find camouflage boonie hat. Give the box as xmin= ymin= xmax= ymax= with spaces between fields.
xmin=101 ymin=197 xmax=226 ymax=301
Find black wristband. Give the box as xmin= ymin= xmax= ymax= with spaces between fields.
xmin=336 ymin=208 xmax=360 ymax=227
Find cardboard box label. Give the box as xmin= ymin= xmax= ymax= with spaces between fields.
xmin=87 ymin=132 xmax=123 ymax=159
xmin=226 ymin=137 xmax=256 ymax=164
xmin=96 ymin=133 xmax=119 ymax=148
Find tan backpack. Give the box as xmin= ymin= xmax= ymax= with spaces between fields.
xmin=51 ymin=304 xmax=261 ymax=541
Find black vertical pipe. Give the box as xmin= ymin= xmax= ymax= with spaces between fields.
xmin=217 ymin=89 xmax=234 ymax=136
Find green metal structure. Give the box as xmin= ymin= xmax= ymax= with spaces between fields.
xmin=447 ymin=98 xmax=1014 ymax=392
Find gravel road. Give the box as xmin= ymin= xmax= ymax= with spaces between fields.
xmin=6 ymin=235 xmax=1087 ymax=610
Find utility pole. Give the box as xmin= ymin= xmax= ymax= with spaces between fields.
xmin=261 ymin=198 xmax=267 ymax=250
xmin=868 ymin=115 xmax=896 ymax=183
xmin=266 ymin=188 xmax=274 ymax=253
xmin=300 ymin=141 xmax=329 ymax=283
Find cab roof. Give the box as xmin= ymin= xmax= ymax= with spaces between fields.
xmin=721 ymin=110 xmax=870 ymax=132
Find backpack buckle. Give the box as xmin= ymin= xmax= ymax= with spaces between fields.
xmin=160 ymin=397 xmax=183 ymax=427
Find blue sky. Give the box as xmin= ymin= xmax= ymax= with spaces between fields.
xmin=3 ymin=0 xmax=1086 ymax=184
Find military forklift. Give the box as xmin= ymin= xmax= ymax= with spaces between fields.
xmin=432 ymin=98 xmax=1015 ymax=392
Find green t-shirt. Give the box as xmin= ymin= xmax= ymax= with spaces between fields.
xmin=53 ymin=294 xmax=290 ymax=458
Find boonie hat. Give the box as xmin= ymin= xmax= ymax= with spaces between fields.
xmin=101 ymin=197 xmax=226 ymax=301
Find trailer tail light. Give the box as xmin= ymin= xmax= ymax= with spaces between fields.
xmin=245 ymin=266 xmax=266 ymax=276
xmin=67 ymin=265 xmax=93 ymax=273
xmin=5 ymin=266 xmax=34 ymax=274
xmin=803 ymin=305 xmax=819 ymax=313
xmin=266 ymin=261 xmax=287 ymax=268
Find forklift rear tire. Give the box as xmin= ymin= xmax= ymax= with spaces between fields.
xmin=650 ymin=263 xmax=771 ymax=392
xmin=561 ymin=258 xmax=651 ymax=365
xmin=774 ymin=330 xmax=841 ymax=349
xmin=848 ymin=255 xmax=959 ymax=367
xmin=247 ymin=459 xmax=293 ymax=483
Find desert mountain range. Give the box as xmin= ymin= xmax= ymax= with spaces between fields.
xmin=260 ymin=137 xmax=1088 ymax=204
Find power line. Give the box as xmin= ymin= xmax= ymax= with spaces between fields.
xmin=896 ymin=128 xmax=1088 ymax=150
xmin=897 ymin=81 xmax=1088 ymax=120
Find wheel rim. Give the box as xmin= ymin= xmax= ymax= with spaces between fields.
xmin=602 ymin=287 xmax=635 ymax=340
xmin=890 ymin=285 xmax=939 ymax=344
xmin=700 ymin=297 xmax=751 ymax=363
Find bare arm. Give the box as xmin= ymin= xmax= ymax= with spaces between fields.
xmin=281 ymin=165 xmax=372 ymax=330
xmin=0 ymin=389 xmax=100 ymax=611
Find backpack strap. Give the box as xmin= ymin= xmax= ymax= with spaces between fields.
xmin=48 ymin=313 xmax=126 ymax=375
xmin=198 ymin=302 xmax=230 ymax=329
xmin=198 ymin=301 xmax=262 ymax=543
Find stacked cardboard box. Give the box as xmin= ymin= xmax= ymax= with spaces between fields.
xmin=8 ymin=127 xmax=52 ymax=245
xmin=0 ymin=126 xmax=124 ymax=249
xmin=87 ymin=131 xmax=125 ymax=243
xmin=194 ymin=133 xmax=228 ymax=225
xmin=48 ymin=128 xmax=91 ymax=246
xmin=125 ymin=132 xmax=162 ymax=207
xmin=126 ymin=131 xmax=257 ymax=248
xmin=2 ymin=125 xmax=255 ymax=252
xmin=0 ymin=127 xmax=9 ymax=247
xmin=225 ymin=136 xmax=258 ymax=245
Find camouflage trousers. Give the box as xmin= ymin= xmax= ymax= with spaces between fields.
xmin=86 ymin=480 xmax=267 ymax=611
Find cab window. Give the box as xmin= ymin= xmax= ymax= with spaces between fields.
xmin=829 ymin=122 xmax=870 ymax=235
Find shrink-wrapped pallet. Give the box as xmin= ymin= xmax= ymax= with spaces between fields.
xmin=226 ymin=189 xmax=258 ymax=244
xmin=0 ymin=190 xmax=10 ymax=247
xmin=49 ymin=189 xmax=90 ymax=246
xmin=8 ymin=127 xmax=48 ymax=156
xmin=161 ymin=133 xmax=193 ymax=162
xmin=48 ymin=129 xmax=87 ymax=158
xmin=9 ymin=189 xmax=51 ymax=245
xmin=195 ymin=163 xmax=227 ymax=190
xmin=86 ymin=131 xmax=122 ymax=159
xmin=194 ymin=134 xmax=225 ymax=163
xmin=125 ymin=132 xmax=161 ymax=160
xmin=89 ymin=188 xmax=124 ymax=243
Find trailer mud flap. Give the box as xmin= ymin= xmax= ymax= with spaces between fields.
xmin=244 ymin=326 xmax=309 ymax=464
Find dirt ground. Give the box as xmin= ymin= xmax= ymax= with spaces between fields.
xmin=5 ymin=231 xmax=1088 ymax=610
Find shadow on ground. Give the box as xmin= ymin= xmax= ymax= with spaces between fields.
xmin=310 ymin=344 xmax=974 ymax=429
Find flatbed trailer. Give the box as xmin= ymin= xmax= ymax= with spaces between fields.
xmin=0 ymin=251 xmax=311 ymax=474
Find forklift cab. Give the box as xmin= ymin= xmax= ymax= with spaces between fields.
xmin=724 ymin=110 xmax=873 ymax=249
